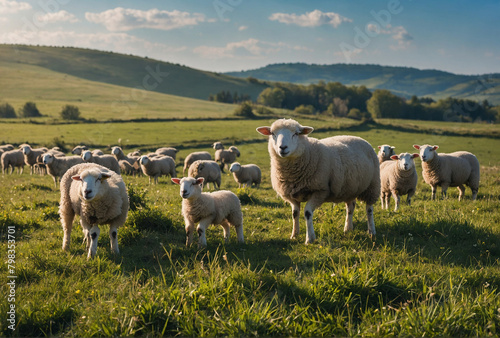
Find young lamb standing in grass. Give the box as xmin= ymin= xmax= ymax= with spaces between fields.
xmin=413 ymin=144 xmax=480 ymax=201
xmin=22 ymin=145 xmax=48 ymax=174
xmin=1 ymin=149 xmax=25 ymax=174
xmin=43 ymin=153 xmax=84 ymax=188
xmin=380 ymin=152 xmax=419 ymax=211
xmin=188 ymin=160 xmax=222 ymax=190
xmin=139 ymin=155 xmax=176 ymax=184
xmin=257 ymin=118 xmax=380 ymax=244
xmin=215 ymin=146 xmax=240 ymax=172
xmin=59 ymin=163 xmax=129 ymax=259
xmin=377 ymin=145 xmax=396 ymax=164
xmin=229 ymin=162 xmax=261 ymax=188
xmin=183 ymin=151 xmax=212 ymax=175
xmin=172 ymin=177 xmax=244 ymax=247
xmin=81 ymin=150 xmax=121 ymax=174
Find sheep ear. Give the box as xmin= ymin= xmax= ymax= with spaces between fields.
xmin=391 ymin=146 xmax=395 ymax=149
xmin=300 ymin=126 xmax=314 ymax=135
xmin=390 ymin=155 xmax=399 ymax=160
xmin=377 ymin=146 xmax=382 ymax=149
xmin=432 ymin=145 xmax=439 ymax=150
xmin=171 ymin=178 xmax=181 ymax=185
xmin=100 ymin=173 xmax=112 ymax=181
xmin=413 ymin=144 xmax=420 ymax=150
xmin=72 ymin=175 xmax=82 ymax=181
xmin=196 ymin=178 xmax=205 ymax=185
xmin=256 ymin=127 xmax=272 ymax=136
xmin=412 ymin=153 xmax=419 ymax=158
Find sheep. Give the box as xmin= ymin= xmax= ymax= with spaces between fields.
xmin=139 ymin=155 xmax=176 ymax=184
xmin=212 ymin=142 xmax=224 ymax=151
xmin=21 ymin=145 xmax=48 ymax=174
xmin=215 ymin=146 xmax=240 ymax=172
xmin=81 ymin=150 xmax=121 ymax=174
xmin=1 ymin=149 xmax=25 ymax=174
xmin=413 ymin=144 xmax=480 ymax=201
xmin=0 ymin=144 xmax=15 ymax=152
xmin=119 ymin=160 xmax=135 ymax=175
xmin=92 ymin=149 xmax=104 ymax=156
xmin=71 ymin=145 xmax=89 ymax=155
xmin=229 ymin=162 xmax=261 ymax=188
xmin=59 ymin=163 xmax=129 ymax=259
xmin=183 ymin=151 xmax=212 ymax=174
xmin=257 ymin=118 xmax=380 ymax=244
xmin=377 ymin=144 xmax=396 ymax=164
xmin=171 ymin=177 xmax=244 ymax=247
xmin=127 ymin=150 xmax=141 ymax=157
xmin=111 ymin=146 xmax=139 ymax=165
xmin=188 ymin=160 xmax=222 ymax=190
xmin=155 ymin=147 xmax=178 ymax=160
xmin=43 ymin=153 xmax=84 ymax=188
xmin=380 ymin=153 xmax=419 ymax=211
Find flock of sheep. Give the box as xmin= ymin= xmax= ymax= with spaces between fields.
xmin=0 ymin=118 xmax=480 ymax=259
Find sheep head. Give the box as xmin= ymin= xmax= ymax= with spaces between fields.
xmin=172 ymin=177 xmax=204 ymax=199
xmin=413 ymin=144 xmax=439 ymax=162
xmin=257 ymin=119 xmax=313 ymax=158
xmin=391 ymin=153 xmax=419 ymax=171
xmin=72 ymin=169 xmax=111 ymax=201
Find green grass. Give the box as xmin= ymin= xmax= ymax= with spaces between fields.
xmin=1 ymin=119 xmax=500 ymax=336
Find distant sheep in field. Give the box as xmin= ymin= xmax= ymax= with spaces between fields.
xmin=0 ymin=144 xmax=14 ymax=152
xmin=257 ymin=118 xmax=380 ymax=244
xmin=377 ymin=145 xmax=396 ymax=164
xmin=380 ymin=153 xmax=419 ymax=211
xmin=139 ymin=155 xmax=176 ymax=184
xmin=172 ymin=177 xmax=244 ymax=247
xmin=1 ymin=149 xmax=25 ymax=174
xmin=71 ymin=145 xmax=88 ymax=155
xmin=43 ymin=153 xmax=84 ymax=187
xmin=183 ymin=151 xmax=212 ymax=175
xmin=413 ymin=144 xmax=480 ymax=201
xmin=188 ymin=160 xmax=222 ymax=190
xmin=215 ymin=146 xmax=240 ymax=172
xmin=155 ymin=147 xmax=178 ymax=160
xmin=21 ymin=145 xmax=48 ymax=174
xmin=81 ymin=150 xmax=121 ymax=174
xmin=229 ymin=162 xmax=261 ymax=188
xmin=212 ymin=142 xmax=224 ymax=151
xmin=119 ymin=160 xmax=135 ymax=175
xmin=59 ymin=163 xmax=129 ymax=259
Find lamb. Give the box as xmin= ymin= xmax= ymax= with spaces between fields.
xmin=188 ymin=160 xmax=222 ymax=190
xmin=21 ymin=145 xmax=48 ymax=174
xmin=257 ymin=118 xmax=380 ymax=244
xmin=43 ymin=153 xmax=84 ymax=187
xmin=171 ymin=177 xmax=244 ymax=247
xmin=377 ymin=144 xmax=396 ymax=163
xmin=1 ymin=149 xmax=25 ymax=174
xmin=215 ymin=146 xmax=240 ymax=172
xmin=380 ymin=153 xmax=419 ymax=211
xmin=229 ymin=162 xmax=261 ymax=188
xmin=183 ymin=151 xmax=212 ymax=174
xmin=413 ymin=144 xmax=480 ymax=201
xmin=139 ymin=155 xmax=176 ymax=184
xmin=81 ymin=150 xmax=121 ymax=174
xmin=59 ymin=163 xmax=129 ymax=259
xmin=155 ymin=147 xmax=178 ymax=160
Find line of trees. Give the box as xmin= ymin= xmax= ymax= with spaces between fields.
xmin=0 ymin=102 xmax=82 ymax=120
xmin=208 ymin=91 xmax=251 ymax=104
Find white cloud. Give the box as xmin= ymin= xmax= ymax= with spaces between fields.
xmin=269 ymin=9 xmax=352 ymax=28
xmin=0 ymin=0 xmax=31 ymax=13
xmin=36 ymin=10 xmax=79 ymax=24
xmin=238 ymin=25 xmax=248 ymax=31
xmin=85 ymin=7 xmax=207 ymax=32
xmin=390 ymin=26 xmax=413 ymax=50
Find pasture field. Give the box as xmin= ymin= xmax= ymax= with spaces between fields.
xmin=1 ymin=119 xmax=500 ymax=336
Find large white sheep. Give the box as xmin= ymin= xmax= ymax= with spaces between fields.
xmin=229 ymin=162 xmax=261 ymax=188
xmin=188 ymin=160 xmax=222 ymax=190
xmin=377 ymin=144 xmax=396 ymax=164
xmin=413 ymin=144 xmax=480 ymax=201
xmin=257 ymin=118 xmax=380 ymax=244
xmin=21 ymin=145 xmax=48 ymax=174
xmin=171 ymin=177 xmax=244 ymax=247
xmin=155 ymin=147 xmax=178 ymax=160
xmin=215 ymin=146 xmax=240 ymax=172
xmin=380 ymin=152 xmax=419 ymax=211
xmin=59 ymin=163 xmax=129 ymax=259
xmin=139 ymin=155 xmax=176 ymax=184
xmin=43 ymin=153 xmax=84 ymax=187
xmin=183 ymin=151 xmax=212 ymax=175
xmin=81 ymin=150 xmax=121 ymax=174
xmin=1 ymin=149 xmax=25 ymax=174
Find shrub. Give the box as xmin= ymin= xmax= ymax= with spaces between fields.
xmin=293 ymin=104 xmax=316 ymax=115
xmin=254 ymin=105 xmax=274 ymax=116
xmin=0 ymin=102 xmax=17 ymax=118
xmin=234 ymin=101 xmax=256 ymax=118
xmin=19 ymin=102 xmax=42 ymax=117
xmin=60 ymin=105 xmax=81 ymax=120
xmin=50 ymin=136 xmax=67 ymax=152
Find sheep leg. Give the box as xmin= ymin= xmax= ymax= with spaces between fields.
xmin=391 ymin=191 xmax=400 ymax=211
xmin=61 ymin=209 xmax=75 ymax=251
xmin=366 ymin=204 xmax=376 ymax=237
xmin=304 ymin=195 xmax=326 ymax=244
xmin=220 ymin=220 xmax=230 ymax=243
xmin=385 ymin=193 xmax=391 ymax=210
xmin=197 ymin=218 xmax=212 ymax=247
xmin=109 ymin=224 xmax=120 ymax=255
xmin=185 ymin=219 xmax=196 ymax=246
xmin=441 ymin=183 xmax=450 ymax=200
xmin=471 ymin=188 xmax=478 ymax=201
xmin=290 ymin=201 xmax=301 ymax=239
xmin=406 ymin=189 xmax=415 ymax=206
xmin=457 ymin=185 xmax=465 ymax=201
xmin=344 ymin=200 xmax=356 ymax=234
xmin=431 ymin=185 xmax=437 ymax=200
xmin=87 ymin=225 xmax=100 ymax=259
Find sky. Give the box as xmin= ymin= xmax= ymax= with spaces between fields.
xmin=0 ymin=0 xmax=499 ymax=75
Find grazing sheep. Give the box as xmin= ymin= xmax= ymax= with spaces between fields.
xmin=33 ymin=162 xmax=47 ymax=175
xmin=81 ymin=150 xmax=121 ymax=174
xmin=92 ymin=149 xmax=104 ymax=156
xmin=212 ymin=142 xmax=224 ymax=151
xmin=257 ymin=118 xmax=380 ymax=244
xmin=59 ymin=163 xmax=129 ymax=259
xmin=172 ymin=177 xmax=244 ymax=247
xmin=215 ymin=146 xmax=240 ymax=172
xmin=0 ymin=144 xmax=14 ymax=152
xmin=43 ymin=153 xmax=84 ymax=187
xmin=118 ymin=160 xmax=135 ymax=175
xmin=188 ymin=160 xmax=222 ymax=190
xmin=21 ymin=145 xmax=49 ymax=174
xmin=139 ymin=155 xmax=176 ymax=184
xmin=413 ymin=144 xmax=480 ymax=201
xmin=229 ymin=162 xmax=261 ymax=188
xmin=183 ymin=151 xmax=212 ymax=174
xmin=127 ymin=150 xmax=141 ymax=157
xmin=377 ymin=144 xmax=396 ymax=164
xmin=71 ymin=145 xmax=89 ymax=155
xmin=112 ymin=146 xmax=140 ymax=172
xmin=1 ymin=149 xmax=25 ymax=174
xmin=380 ymin=153 xmax=419 ymax=211
xmin=156 ymin=147 xmax=178 ymax=160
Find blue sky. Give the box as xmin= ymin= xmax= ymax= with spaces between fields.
xmin=1 ymin=0 xmax=499 ymax=75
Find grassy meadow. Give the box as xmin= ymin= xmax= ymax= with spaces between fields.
xmin=1 ymin=115 xmax=500 ymax=336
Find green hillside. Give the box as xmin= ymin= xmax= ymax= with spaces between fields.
xmin=225 ymin=63 xmax=500 ymax=104
xmin=0 ymin=44 xmax=268 ymax=101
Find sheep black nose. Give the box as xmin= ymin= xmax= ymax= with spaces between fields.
xmin=279 ymin=145 xmax=288 ymax=151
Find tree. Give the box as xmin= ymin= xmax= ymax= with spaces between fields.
xmin=0 ymin=103 xmax=17 ymax=118
xmin=60 ymin=104 xmax=81 ymax=120
xmin=19 ymin=101 xmax=42 ymax=117
xmin=233 ymin=101 xmax=255 ymax=118
xmin=293 ymin=105 xmax=315 ymax=115
xmin=366 ymin=89 xmax=403 ymax=119
xmin=257 ymin=87 xmax=285 ymax=108
xmin=327 ymin=97 xmax=349 ymax=117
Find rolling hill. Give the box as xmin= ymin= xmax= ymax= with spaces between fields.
xmin=225 ymin=63 xmax=500 ymax=104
